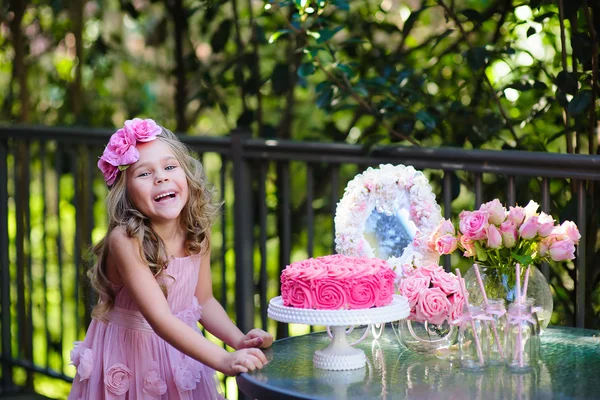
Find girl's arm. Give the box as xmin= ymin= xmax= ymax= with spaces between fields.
xmin=194 ymin=249 xmax=273 ymax=350
xmin=107 ymin=228 xmax=267 ymax=375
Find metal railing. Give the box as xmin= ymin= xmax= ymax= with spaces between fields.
xmin=1 ymin=125 xmax=599 ymax=397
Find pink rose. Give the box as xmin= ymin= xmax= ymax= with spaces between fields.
xmin=480 ymin=199 xmax=506 ymax=225
xmin=560 ymin=221 xmax=580 ymax=243
xmin=399 ymin=271 xmax=430 ymax=308
xmin=448 ymin=292 xmax=465 ymax=322
xmin=282 ymin=280 xmax=314 ymax=309
xmin=460 ymin=234 xmax=476 ymax=257
xmin=418 ymin=262 xmax=444 ymax=278
xmin=435 ymin=234 xmax=458 ymax=255
xmin=415 ymin=287 xmax=451 ymax=326
xmin=537 ymin=212 xmax=555 ymax=237
xmin=538 ymin=238 xmax=550 ymax=257
xmin=313 ymin=279 xmax=347 ymax=310
xmin=173 ymin=359 xmax=201 ymax=392
xmin=431 ymin=270 xmax=460 ymax=295
xmin=143 ymin=367 xmax=167 ymax=398
xmin=124 ymin=118 xmax=162 ymax=142
xmin=499 ymin=221 xmax=518 ymax=248
xmin=519 ymin=216 xmax=540 ymax=239
xmin=486 ymin=224 xmax=502 ymax=249
xmin=548 ymin=238 xmax=576 ymax=261
xmin=507 ymin=206 xmax=526 ymax=227
xmin=347 ymin=278 xmax=378 ymax=309
xmin=459 ymin=210 xmax=489 ymax=240
xmin=524 ymin=200 xmax=540 ymax=218
xmin=78 ymin=348 xmax=93 ymax=381
xmin=97 ymin=157 xmax=120 ymax=186
xmin=104 ymin=363 xmax=132 ymax=395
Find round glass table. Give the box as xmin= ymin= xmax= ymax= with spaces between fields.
xmin=237 ymin=325 xmax=600 ymax=399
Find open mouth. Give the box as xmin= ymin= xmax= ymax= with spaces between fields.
xmin=154 ymin=192 xmax=176 ymax=203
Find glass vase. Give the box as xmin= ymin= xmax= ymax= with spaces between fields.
xmin=463 ymin=264 xmax=552 ymax=331
xmin=393 ymin=319 xmax=457 ymax=355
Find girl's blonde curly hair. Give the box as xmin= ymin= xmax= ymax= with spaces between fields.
xmin=88 ymin=127 xmax=220 ymax=320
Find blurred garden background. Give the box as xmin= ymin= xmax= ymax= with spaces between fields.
xmin=1 ymin=0 xmax=599 ymax=398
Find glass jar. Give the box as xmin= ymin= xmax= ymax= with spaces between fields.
xmin=505 ymin=302 xmax=540 ymax=372
xmin=458 ymin=305 xmax=489 ymax=371
xmin=485 ymin=298 xmax=507 ymax=365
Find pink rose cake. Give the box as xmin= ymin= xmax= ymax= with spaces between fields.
xmin=280 ymin=254 xmax=396 ymax=310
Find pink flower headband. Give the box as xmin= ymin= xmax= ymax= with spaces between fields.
xmin=97 ymin=118 xmax=162 ymax=186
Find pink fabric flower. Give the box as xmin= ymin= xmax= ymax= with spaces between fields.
xmin=173 ymin=359 xmax=201 ymax=392
xmin=70 ymin=341 xmax=84 ymax=366
xmin=418 ymin=262 xmax=444 ymax=278
xmin=313 ymin=279 xmax=347 ymax=310
xmin=499 ymin=221 xmax=518 ymax=248
xmin=519 ymin=216 xmax=540 ymax=239
xmin=448 ymin=292 xmax=465 ymax=322
xmin=97 ymin=157 xmax=120 ymax=186
xmin=399 ymin=271 xmax=430 ymax=308
xmin=77 ymin=348 xmax=93 ymax=381
xmin=416 ymin=287 xmax=451 ymax=326
xmin=507 ymin=206 xmax=526 ymax=227
xmin=548 ymin=238 xmax=576 ymax=261
xmin=124 ymin=118 xmax=162 ymax=142
xmin=459 ymin=210 xmax=489 ymax=240
xmin=480 ymin=199 xmax=506 ymax=225
xmin=431 ymin=270 xmax=460 ymax=295
xmin=143 ymin=368 xmax=167 ymax=398
xmin=105 ymin=363 xmax=132 ymax=395
xmin=105 ymin=128 xmax=139 ymax=166
xmin=486 ymin=224 xmax=502 ymax=249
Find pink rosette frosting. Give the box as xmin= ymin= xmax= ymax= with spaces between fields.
xmin=375 ymin=268 xmax=396 ymax=307
xmin=104 ymin=363 xmax=132 ymax=396
xmin=347 ymin=278 xmax=378 ymax=309
xmin=282 ymin=280 xmax=314 ymax=309
xmin=313 ymin=279 xmax=347 ymax=310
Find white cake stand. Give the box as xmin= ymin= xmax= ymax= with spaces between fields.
xmin=267 ymin=294 xmax=410 ymax=371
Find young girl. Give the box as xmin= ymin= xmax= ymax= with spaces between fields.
xmin=68 ymin=118 xmax=273 ymax=399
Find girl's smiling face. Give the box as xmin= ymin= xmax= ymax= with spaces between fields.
xmin=126 ymin=139 xmax=189 ymax=225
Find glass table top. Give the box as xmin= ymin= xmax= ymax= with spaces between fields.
xmin=237 ymin=325 xmax=600 ymax=400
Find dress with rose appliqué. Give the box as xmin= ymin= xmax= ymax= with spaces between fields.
xmin=68 ymin=254 xmax=225 ymax=399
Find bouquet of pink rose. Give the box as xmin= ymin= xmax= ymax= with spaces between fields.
xmin=428 ymin=199 xmax=580 ymax=277
xmin=399 ymin=262 xmax=464 ymax=327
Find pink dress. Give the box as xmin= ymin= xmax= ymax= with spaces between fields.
xmin=68 ymin=254 xmax=225 ymax=399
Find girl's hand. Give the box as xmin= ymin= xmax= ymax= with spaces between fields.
xmin=222 ymin=348 xmax=268 ymax=376
xmin=237 ymin=328 xmax=274 ymax=349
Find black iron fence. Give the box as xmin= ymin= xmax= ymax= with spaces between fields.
xmin=0 ymin=125 xmax=599 ymax=398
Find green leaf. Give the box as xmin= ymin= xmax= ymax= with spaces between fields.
xmin=332 ymin=0 xmax=349 ymax=11
xmin=210 ymin=19 xmax=232 ymax=53
xmin=316 ymin=26 xmax=343 ymax=44
xmin=416 ymin=110 xmax=437 ymax=130
xmin=431 ymin=29 xmax=454 ymax=51
xmin=568 ymin=90 xmax=593 ymax=115
xmin=474 ymin=242 xmax=488 ymax=262
xmin=118 ymin=165 xmax=129 ymax=171
xmin=511 ymin=253 xmax=533 ymax=267
xmin=466 ymin=47 xmax=488 ymax=70
xmin=555 ymin=71 xmax=578 ymax=95
xmin=460 ymin=8 xmax=482 ymax=22
xmin=353 ymin=84 xmax=369 ymax=97
xmin=534 ymin=11 xmax=555 ymax=23
xmin=316 ymin=86 xmax=334 ymax=108
xmin=403 ymin=7 xmax=428 ymax=35
xmin=297 ymin=63 xmax=316 ymax=77
xmin=336 ymin=64 xmax=353 ymax=78
xmin=269 ymin=29 xmax=292 ymax=44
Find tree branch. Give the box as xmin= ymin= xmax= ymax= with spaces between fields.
xmin=558 ymin=0 xmax=574 ymax=154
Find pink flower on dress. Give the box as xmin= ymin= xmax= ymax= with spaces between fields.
xmin=70 ymin=341 xmax=84 ymax=366
xmin=105 ymin=363 xmax=132 ymax=395
xmin=78 ymin=348 xmax=93 ymax=381
xmin=173 ymin=358 xmax=201 ymax=392
xmin=124 ymin=118 xmax=163 ymax=142
xmin=143 ymin=367 xmax=167 ymax=398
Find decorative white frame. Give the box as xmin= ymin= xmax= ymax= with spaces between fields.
xmin=334 ymin=164 xmax=442 ymax=281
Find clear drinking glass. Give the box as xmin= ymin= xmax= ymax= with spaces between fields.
xmin=485 ymin=298 xmax=507 ymax=365
xmin=458 ymin=305 xmax=489 ymax=371
xmin=505 ymin=302 xmax=539 ymax=372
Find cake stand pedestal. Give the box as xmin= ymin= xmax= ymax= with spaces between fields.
xmin=267 ymin=295 xmax=410 ymax=370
